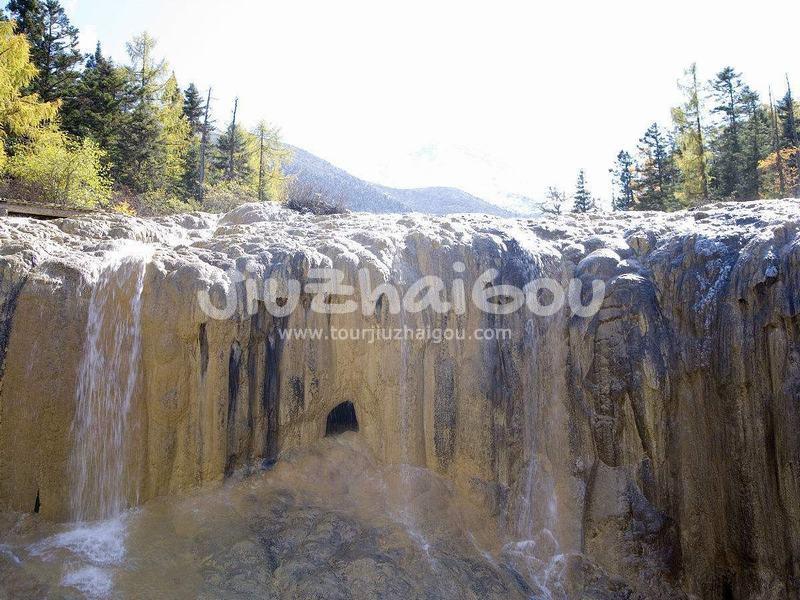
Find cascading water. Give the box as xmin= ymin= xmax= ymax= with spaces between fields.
xmin=70 ymin=243 xmax=151 ymax=521
xmin=395 ymin=307 xmax=429 ymax=545
xmin=504 ymin=257 xmax=570 ymax=600
xmin=18 ymin=243 xmax=153 ymax=599
xmin=70 ymin=244 xmax=147 ymax=521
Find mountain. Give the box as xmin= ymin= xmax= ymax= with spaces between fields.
xmin=284 ymin=145 xmax=516 ymax=217
xmin=365 ymin=142 xmax=547 ymax=216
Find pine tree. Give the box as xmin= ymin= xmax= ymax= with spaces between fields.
xmin=214 ymin=98 xmax=252 ymax=182
xmin=6 ymin=0 xmax=41 ymax=37
xmin=182 ymin=83 xmax=204 ymax=135
xmin=115 ymin=102 xmax=163 ymax=192
xmin=634 ymin=123 xmax=676 ymax=210
xmin=739 ymin=86 xmax=768 ymax=200
xmin=572 ymin=169 xmax=594 ymax=213
xmin=60 ymin=43 xmax=128 ymax=160
xmin=8 ymin=0 xmax=81 ymax=102
xmin=197 ymin=87 xmax=213 ymax=197
xmin=777 ymin=77 xmax=800 ymax=197
xmin=709 ymin=67 xmax=746 ymax=199
xmin=610 ymin=150 xmax=635 ymax=210
xmin=672 ymin=64 xmax=710 ymax=206
xmin=115 ymin=32 xmax=167 ymax=192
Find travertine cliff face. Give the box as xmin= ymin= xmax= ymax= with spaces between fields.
xmin=0 ymin=201 xmax=798 ymax=598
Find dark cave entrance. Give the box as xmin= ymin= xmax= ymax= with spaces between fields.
xmin=325 ymin=401 xmax=359 ymax=436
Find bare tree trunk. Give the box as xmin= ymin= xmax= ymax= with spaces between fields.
xmin=226 ymin=98 xmax=238 ymax=180
xmin=258 ymin=126 xmax=265 ymax=202
xmin=198 ymin=87 xmax=212 ymax=200
xmin=769 ymin=89 xmax=786 ymax=197
xmin=787 ymin=76 xmax=800 ymax=197
xmin=747 ymin=96 xmax=760 ymax=199
xmin=692 ymin=67 xmax=710 ymax=202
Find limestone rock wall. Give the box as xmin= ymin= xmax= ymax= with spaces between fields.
xmin=0 ymin=202 xmax=798 ymax=598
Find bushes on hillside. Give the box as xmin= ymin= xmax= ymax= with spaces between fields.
xmin=284 ymin=180 xmax=348 ymax=215
xmin=201 ymin=180 xmax=258 ymax=213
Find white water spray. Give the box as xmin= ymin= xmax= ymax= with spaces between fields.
xmin=70 ymin=243 xmax=151 ymax=522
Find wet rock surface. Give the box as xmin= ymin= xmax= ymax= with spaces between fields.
xmin=0 ymin=200 xmax=799 ymax=598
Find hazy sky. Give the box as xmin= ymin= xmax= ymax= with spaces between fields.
xmin=68 ymin=0 xmax=800 ymax=205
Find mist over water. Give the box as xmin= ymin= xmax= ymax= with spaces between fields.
xmin=0 ymin=434 xmax=571 ymax=599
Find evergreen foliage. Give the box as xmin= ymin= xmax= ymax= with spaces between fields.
xmin=60 ymin=43 xmax=127 ymax=159
xmin=572 ymin=169 xmax=595 ymax=213
xmin=610 ymin=150 xmax=635 ymax=210
xmin=182 ymin=83 xmax=204 ymax=135
xmin=634 ymin=123 xmax=676 ymax=210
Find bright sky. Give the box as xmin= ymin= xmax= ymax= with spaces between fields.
xmin=68 ymin=0 xmax=800 ymax=206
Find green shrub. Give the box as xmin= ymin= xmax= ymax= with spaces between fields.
xmin=137 ymin=189 xmax=199 ymax=216
xmin=6 ymin=128 xmax=111 ymax=208
xmin=201 ymin=180 xmax=259 ymax=213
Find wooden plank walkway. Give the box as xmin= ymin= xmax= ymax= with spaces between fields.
xmin=0 ymin=199 xmax=98 ymax=220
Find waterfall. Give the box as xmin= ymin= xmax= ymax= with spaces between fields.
xmin=398 ymin=307 xmax=411 ymax=464
xmin=505 ymin=258 xmax=569 ymax=599
xmin=70 ymin=243 xmax=151 ymax=522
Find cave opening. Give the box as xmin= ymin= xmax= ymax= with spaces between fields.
xmin=325 ymin=401 xmax=359 ymax=436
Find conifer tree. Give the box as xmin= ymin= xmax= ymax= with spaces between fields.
xmin=7 ymin=0 xmax=81 ymax=102
xmin=635 ymin=123 xmax=676 ymax=210
xmin=60 ymin=43 xmax=128 ymax=160
xmin=6 ymin=0 xmax=41 ymax=36
xmin=184 ymin=87 xmax=214 ymax=201
xmin=254 ymin=120 xmax=269 ymax=201
xmin=182 ymin=83 xmax=204 ymax=135
xmin=739 ymin=86 xmax=768 ymax=200
xmin=125 ymin=31 xmax=166 ymax=103
xmin=214 ymin=98 xmax=252 ymax=182
xmin=572 ymin=169 xmax=594 ymax=213
xmin=610 ymin=150 xmax=635 ymax=210
xmin=197 ymin=87 xmax=213 ymax=197
xmin=777 ymin=77 xmax=800 ymax=196
xmin=115 ymin=32 xmax=167 ymax=192
xmin=672 ymin=64 xmax=710 ymax=206
xmin=115 ymin=102 xmax=163 ymax=192
xmin=709 ymin=67 xmax=746 ymax=199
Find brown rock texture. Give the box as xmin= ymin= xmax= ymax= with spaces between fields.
xmin=0 ymin=200 xmax=798 ymax=598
